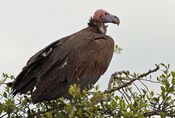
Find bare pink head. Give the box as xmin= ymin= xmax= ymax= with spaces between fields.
xmin=92 ymin=9 xmax=120 ymax=25
xmin=93 ymin=9 xmax=109 ymax=22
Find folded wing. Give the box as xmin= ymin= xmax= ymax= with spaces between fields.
xmin=12 ymin=28 xmax=114 ymax=103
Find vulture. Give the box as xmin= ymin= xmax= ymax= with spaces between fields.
xmin=11 ymin=9 xmax=120 ymax=103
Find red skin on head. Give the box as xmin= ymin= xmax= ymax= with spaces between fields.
xmin=93 ymin=9 xmax=109 ymax=23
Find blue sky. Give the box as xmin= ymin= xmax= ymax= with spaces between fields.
xmin=0 ymin=0 xmax=175 ymax=91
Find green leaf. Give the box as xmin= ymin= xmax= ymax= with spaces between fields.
xmin=160 ymin=63 xmax=166 ymax=67
xmin=168 ymin=64 xmax=170 ymax=68
xmin=160 ymin=86 xmax=165 ymax=92
xmin=77 ymin=108 xmax=82 ymax=117
xmin=166 ymin=96 xmax=171 ymax=102
xmin=110 ymin=99 xmax=117 ymax=109
xmin=161 ymin=91 xmax=165 ymax=99
xmin=3 ymin=92 xmax=7 ymax=98
xmin=68 ymin=84 xmax=81 ymax=98
xmin=153 ymin=97 xmax=159 ymax=103
xmin=162 ymin=79 xmax=170 ymax=90
xmin=119 ymin=99 xmax=126 ymax=109
xmin=172 ymin=77 xmax=175 ymax=85
xmin=160 ymin=111 xmax=165 ymax=118
xmin=171 ymin=71 xmax=175 ymax=77
xmin=150 ymin=91 xmax=154 ymax=96
xmin=5 ymin=99 xmax=15 ymax=112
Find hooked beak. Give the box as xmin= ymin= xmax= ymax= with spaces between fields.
xmin=101 ymin=14 xmax=120 ymax=26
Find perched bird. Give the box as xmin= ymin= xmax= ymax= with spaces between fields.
xmin=11 ymin=9 xmax=120 ymax=103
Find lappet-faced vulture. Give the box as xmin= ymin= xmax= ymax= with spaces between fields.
xmin=11 ymin=9 xmax=120 ymax=103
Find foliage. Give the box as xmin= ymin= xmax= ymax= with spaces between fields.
xmin=0 ymin=64 xmax=175 ymax=118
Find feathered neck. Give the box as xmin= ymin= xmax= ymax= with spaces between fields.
xmin=88 ymin=18 xmax=107 ymax=34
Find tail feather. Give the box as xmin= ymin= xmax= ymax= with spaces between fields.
xmin=12 ymin=77 xmax=38 ymax=95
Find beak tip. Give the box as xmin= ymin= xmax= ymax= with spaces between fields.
xmin=114 ymin=21 xmax=120 ymax=26
xmin=113 ymin=16 xmax=120 ymax=26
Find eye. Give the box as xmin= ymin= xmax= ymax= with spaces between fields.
xmin=105 ymin=12 xmax=109 ymax=15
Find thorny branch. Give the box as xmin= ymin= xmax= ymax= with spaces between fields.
xmin=105 ymin=64 xmax=160 ymax=94
xmin=94 ymin=65 xmax=160 ymax=106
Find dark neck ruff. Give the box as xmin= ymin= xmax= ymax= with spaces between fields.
xmin=88 ymin=18 xmax=106 ymax=34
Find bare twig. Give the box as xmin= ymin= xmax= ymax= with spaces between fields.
xmin=133 ymin=82 xmax=142 ymax=95
xmin=140 ymin=79 xmax=160 ymax=83
xmin=139 ymin=80 xmax=150 ymax=94
xmin=118 ymin=90 xmax=130 ymax=104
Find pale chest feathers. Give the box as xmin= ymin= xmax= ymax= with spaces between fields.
xmin=99 ymin=26 xmax=107 ymax=34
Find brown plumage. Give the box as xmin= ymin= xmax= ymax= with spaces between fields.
xmin=11 ymin=9 xmax=120 ymax=103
